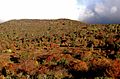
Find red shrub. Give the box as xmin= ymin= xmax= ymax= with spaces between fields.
xmin=106 ymin=59 xmax=120 ymax=78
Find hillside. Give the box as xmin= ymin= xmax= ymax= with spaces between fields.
xmin=0 ymin=19 xmax=120 ymax=79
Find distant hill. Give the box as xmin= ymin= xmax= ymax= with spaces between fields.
xmin=0 ymin=19 xmax=87 ymax=38
xmin=0 ymin=19 xmax=119 ymax=47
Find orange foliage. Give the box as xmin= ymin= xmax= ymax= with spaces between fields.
xmin=106 ymin=59 xmax=120 ymax=78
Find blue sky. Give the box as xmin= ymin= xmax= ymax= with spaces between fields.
xmin=0 ymin=0 xmax=120 ymax=24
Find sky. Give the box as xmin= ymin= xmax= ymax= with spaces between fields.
xmin=0 ymin=0 xmax=120 ymax=24
xmin=0 ymin=0 xmax=79 ymax=21
xmin=78 ymin=0 xmax=120 ymax=24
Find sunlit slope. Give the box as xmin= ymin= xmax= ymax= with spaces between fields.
xmin=0 ymin=19 xmax=119 ymax=48
xmin=0 ymin=19 xmax=119 ymax=78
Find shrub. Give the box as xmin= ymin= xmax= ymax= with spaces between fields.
xmin=69 ymin=59 xmax=88 ymax=72
xmin=106 ymin=59 xmax=120 ymax=78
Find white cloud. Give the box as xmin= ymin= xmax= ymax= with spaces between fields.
xmin=77 ymin=0 xmax=120 ymax=23
xmin=95 ymin=3 xmax=106 ymax=14
xmin=78 ymin=8 xmax=95 ymax=21
xmin=0 ymin=0 xmax=79 ymax=21
xmin=111 ymin=6 xmax=117 ymax=13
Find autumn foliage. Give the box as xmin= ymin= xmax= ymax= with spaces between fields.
xmin=0 ymin=19 xmax=119 ymax=78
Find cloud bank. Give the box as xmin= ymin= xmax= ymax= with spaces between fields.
xmin=0 ymin=0 xmax=120 ymax=24
xmin=0 ymin=0 xmax=78 ymax=21
xmin=77 ymin=0 xmax=120 ymax=24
